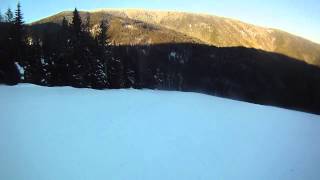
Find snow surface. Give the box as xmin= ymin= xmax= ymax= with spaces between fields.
xmin=0 ymin=84 xmax=320 ymax=180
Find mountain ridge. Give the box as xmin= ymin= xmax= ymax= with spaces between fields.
xmin=87 ymin=8 xmax=320 ymax=45
xmin=34 ymin=8 xmax=320 ymax=45
xmin=99 ymin=9 xmax=320 ymax=65
xmin=32 ymin=9 xmax=320 ymax=66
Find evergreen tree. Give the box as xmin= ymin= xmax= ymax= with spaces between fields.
xmin=96 ymin=21 xmax=108 ymax=47
xmin=84 ymin=13 xmax=91 ymax=33
xmin=69 ymin=8 xmax=93 ymax=87
xmin=62 ymin=16 xmax=69 ymax=29
xmin=59 ymin=17 xmax=70 ymax=52
xmin=91 ymin=58 xmax=108 ymax=89
xmin=126 ymin=47 xmax=142 ymax=89
xmin=15 ymin=3 xmax=24 ymax=26
xmin=60 ymin=17 xmax=70 ymax=52
xmin=12 ymin=2 xmax=26 ymax=65
xmin=55 ymin=17 xmax=71 ymax=85
xmin=0 ymin=35 xmax=20 ymax=85
xmin=40 ymin=30 xmax=61 ymax=86
xmin=72 ymin=8 xmax=82 ymax=37
xmin=5 ymin=8 xmax=13 ymax=22
xmin=121 ymin=47 xmax=138 ymax=88
xmin=70 ymin=8 xmax=84 ymax=87
xmin=90 ymin=20 xmax=110 ymax=89
xmin=0 ymin=7 xmax=21 ymax=85
xmin=14 ymin=3 xmax=25 ymax=44
xmin=109 ymin=45 xmax=125 ymax=89
xmin=25 ymin=36 xmax=43 ymax=84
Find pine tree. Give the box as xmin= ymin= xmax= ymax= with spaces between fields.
xmin=72 ymin=8 xmax=82 ymax=37
xmin=5 ymin=8 xmax=13 ymax=22
xmin=70 ymin=8 xmax=83 ymax=86
xmin=84 ymin=13 xmax=91 ymax=33
xmin=62 ymin=17 xmax=68 ymax=28
xmin=50 ymin=18 xmax=70 ymax=86
xmin=15 ymin=3 xmax=24 ymax=26
xmin=60 ymin=17 xmax=70 ymax=50
xmin=96 ymin=21 xmax=108 ymax=47
xmin=13 ymin=2 xmax=26 ymax=64
xmin=14 ymin=2 xmax=25 ymax=43
xmin=0 ymin=34 xmax=20 ymax=85
xmin=108 ymin=45 xmax=125 ymax=89
xmin=0 ymin=6 xmax=21 ymax=85
xmin=26 ymin=36 xmax=43 ymax=84
xmin=69 ymin=8 xmax=94 ymax=87
xmin=121 ymin=47 xmax=138 ymax=88
xmin=91 ymin=20 xmax=109 ymax=89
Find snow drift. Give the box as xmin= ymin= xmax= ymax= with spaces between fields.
xmin=0 ymin=84 xmax=319 ymax=180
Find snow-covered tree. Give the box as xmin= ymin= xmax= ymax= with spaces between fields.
xmin=91 ymin=20 xmax=110 ymax=89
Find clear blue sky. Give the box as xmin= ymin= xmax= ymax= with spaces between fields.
xmin=1 ymin=0 xmax=319 ymax=44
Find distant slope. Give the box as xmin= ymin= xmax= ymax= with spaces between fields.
xmin=33 ymin=9 xmax=320 ymax=66
xmin=0 ymin=84 xmax=320 ymax=180
xmin=102 ymin=9 xmax=320 ymax=66
xmin=33 ymin=11 xmax=203 ymax=45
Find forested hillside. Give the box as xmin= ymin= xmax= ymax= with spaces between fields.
xmin=0 ymin=4 xmax=320 ymax=114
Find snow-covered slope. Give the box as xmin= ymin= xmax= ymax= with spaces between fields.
xmin=1 ymin=84 xmax=320 ymax=180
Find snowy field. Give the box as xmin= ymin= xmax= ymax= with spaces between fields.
xmin=0 ymin=84 xmax=320 ymax=180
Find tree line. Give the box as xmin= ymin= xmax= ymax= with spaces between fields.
xmin=0 ymin=3 xmax=141 ymax=89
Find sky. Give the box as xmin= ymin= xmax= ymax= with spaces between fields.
xmin=0 ymin=0 xmax=319 ymax=44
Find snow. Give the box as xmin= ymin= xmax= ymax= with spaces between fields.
xmin=0 ymin=84 xmax=320 ymax=180
xmin=169 ymin=51 xmax=177 ymax=61
xmin=41 ymin=58 xmax=45 ymax=65
xmin=14 ymin=62 xmax=25 ymax=80
xmin=170 ymin=51 xmax=177 ymax=58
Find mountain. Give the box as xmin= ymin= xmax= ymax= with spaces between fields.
xmin=32 ymin=11 xmax=203 ymax=45
xmin=33 ymin=9 xmax=320 ymax=66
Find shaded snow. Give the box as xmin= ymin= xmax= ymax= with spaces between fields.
xmin=170 ymin=51 xmax=177 ymax=58
xmin=14 ymin=62 xmax=25 ymax=80
xmin=0 ymin=84 xmax=320 ymax=180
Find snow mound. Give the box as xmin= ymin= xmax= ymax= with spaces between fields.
xmin=0 ymin=84 xmax=319 ymax=180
